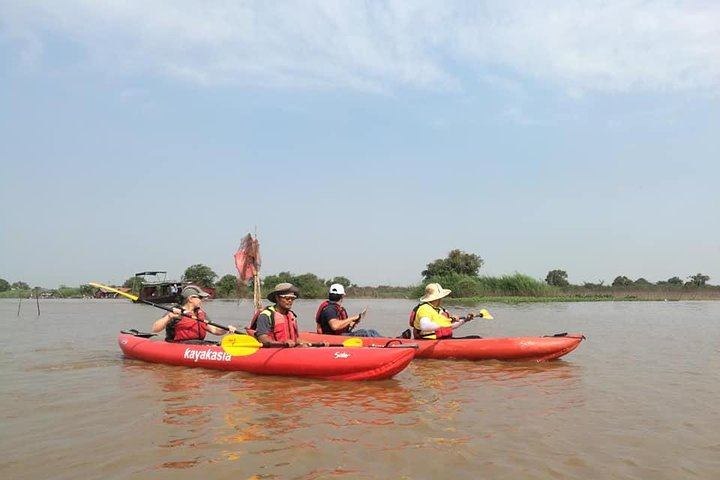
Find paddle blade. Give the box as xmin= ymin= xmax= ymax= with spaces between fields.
xmin=221 ymin=334 xmax=263 ymax=357
xmin=478 ymin=308 xmax=493 ymax=320
xmin=88 ymin=282 xmax=139 ymax=302
xmin=342 ymin=337 xmax=364 ymax=347
xmin=221 ymin=334 xmax=363 ymax=355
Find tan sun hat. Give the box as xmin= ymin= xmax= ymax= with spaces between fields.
xmin=267 ymin=282 xmax=301 ymax=303
xmin=420 ymin=283 xmax=452 ymax=302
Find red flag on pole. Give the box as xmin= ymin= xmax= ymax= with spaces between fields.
xmin=234 ymin=234 xmax=261 ymax=281
xmin=234 ymin=233 xmax=262 ymax=311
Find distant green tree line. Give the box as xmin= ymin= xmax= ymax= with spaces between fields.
xmin=545 ymin=269 xmax=712 ymax=288
xmin=1 ymin=251 xmax=715 ymax=300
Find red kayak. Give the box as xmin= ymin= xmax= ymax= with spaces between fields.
xmin=118 ymin=332 xmax=414 ymax=381
xmin=301 ymin=332 xmax=585 ymax=362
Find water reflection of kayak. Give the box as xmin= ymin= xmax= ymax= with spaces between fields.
xmin=117 ymin=332 xmax=414 ymax=381
xmin=301 ymin=332 xmax=585 ymax=361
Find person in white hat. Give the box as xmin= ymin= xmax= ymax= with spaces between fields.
xmin=409 ymin=283 xmax=475 ymax=340
xmin=152 ymin=285 xmax=237 ymax=343
xmin=315 ymin=283 xmax=379 ymax=337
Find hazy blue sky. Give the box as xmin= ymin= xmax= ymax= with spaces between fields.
xmin=1 ymin=1 xmax=719 ymax=289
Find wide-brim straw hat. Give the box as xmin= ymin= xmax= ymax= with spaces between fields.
xmin=420 ymin=283 xmax=452 ymax=302
xmin=267 ymin=282 xmax=301 ymax=303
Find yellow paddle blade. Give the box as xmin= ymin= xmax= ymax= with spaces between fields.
xmin=88 ymin=282 xmax=139 ymax=302
xmin=342 ymin=337 xmax=364 ymax=347
xmin=220 ymin=334 xmax=364 ymax=356
xmin=478 ymin=308 xmax=493 ymax=320
xmin=221 ymin=334 xmax=264 ymax=357
xmin=222 ymin=334 xmax=262 ymax=348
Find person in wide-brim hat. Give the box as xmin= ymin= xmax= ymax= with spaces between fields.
xmin=251 ymin=282 xmax=314 ymax=347
xmin=411 ymin=282 xmax=475 ymax=340
xmin=266 ymin=282 xmax=301 ymax=303
xmin=420 ymin=283 xmax=452 ymax=303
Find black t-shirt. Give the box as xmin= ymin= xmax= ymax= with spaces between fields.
xmin=317 ymin=302 xmax=347 ymax=334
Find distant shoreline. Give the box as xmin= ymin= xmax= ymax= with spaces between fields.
xmin=3 ymin=288 xmax=719 ymax=302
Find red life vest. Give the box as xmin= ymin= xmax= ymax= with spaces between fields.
xmin=409 ymin=303 xmax=453 ymax=340
xmin=315 ymin=300 xmax=349 ymax=334
xmin=249 ymin=305 xmax=299 ymax=342
xmin=166 ymin=308 xmax=208 ymax=341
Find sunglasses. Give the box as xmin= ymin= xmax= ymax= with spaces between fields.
xmin=278 ymin=294 xmax=296 ymax=300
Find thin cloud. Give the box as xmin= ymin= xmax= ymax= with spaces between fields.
xmin=2 ymin=0 xmax=719 ymax=94
xmin=499 ymin=106 xmax=546 ymax=126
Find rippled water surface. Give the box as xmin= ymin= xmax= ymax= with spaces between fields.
xmin=1 ymin=299 xmax=718 ymax=479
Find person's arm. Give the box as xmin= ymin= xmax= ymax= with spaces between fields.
xmin=449 ymin=312 xmax=475 ymax=329
xmin=151 ymin=307 xmax=181 ymax=333
xmin=200 ymin=308 xmax=236 ymax=335
xmin=328 ymin=316 xmax=357 ymax=332
xmin=450 ymin=318 xmax=467 ymax=329
xmin=418 ymin=315 xmax=455 ymax=338
xmin=206 ymin=324 xmax=236 ymax=335
xmin=323 ymin=306 xmax=364 ymax=332
xmin=418 ymin=316 xmax=443 ymax=331
xmin=415 ymin=303 xmax=447 ymax=332
xmin=253 ymin=314 xmax=273 ymax=342
xmin=257 ymin=332 xmax=277 ymax=344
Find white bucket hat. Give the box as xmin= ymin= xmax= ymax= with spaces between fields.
xmin=420 ymin=283 xmax=451 ymax=302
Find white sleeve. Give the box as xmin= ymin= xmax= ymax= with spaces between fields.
xmin=418 ymin=316 xmax=441 ymax=331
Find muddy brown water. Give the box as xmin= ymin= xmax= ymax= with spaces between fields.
xmin=1 ymin=299 xmax=718 ymax=479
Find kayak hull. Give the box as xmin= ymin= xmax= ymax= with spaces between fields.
xmin=301 ymin=332 xmax=585 ymax=361
xmin=118 ymin=333 xmax=414 ymax=381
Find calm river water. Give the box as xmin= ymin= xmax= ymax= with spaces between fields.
xmin=1 ymin=298 xmax=718 ymax=479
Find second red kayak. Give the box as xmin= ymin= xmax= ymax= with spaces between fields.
xmin=301 ymin=332 xmax=585 ymax=361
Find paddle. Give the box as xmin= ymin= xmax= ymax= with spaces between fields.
xmin=221 ymin=334 xmax=364 ymax=357
xmin=347 ymin=306 xmax=368 ymax=333
xmin=461 ymin=308 xmax=494 ymax=321
xmin=88 ymin=282 xmax=232 ymax=332
xmin=398 ymin=308 xmax=494 ymax=338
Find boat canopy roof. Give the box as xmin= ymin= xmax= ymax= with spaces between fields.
xmin=133 ymin=271 xmax=182 ymax=284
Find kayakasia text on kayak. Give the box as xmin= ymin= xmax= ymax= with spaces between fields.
xmin=183 ymin=348 xmax=232 ymax=362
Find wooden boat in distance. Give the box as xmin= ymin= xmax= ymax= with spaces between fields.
xmin=133 ymin=271 xmax=184 ymax=304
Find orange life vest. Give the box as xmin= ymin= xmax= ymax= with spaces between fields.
xmin=249 ymin=305 xmax=299 ymax=342
xmin=166 ymin=307 xmax=208 ymax=341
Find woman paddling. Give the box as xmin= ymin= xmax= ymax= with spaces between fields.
xmin=152 ymin=285 xmax=237 ymax=344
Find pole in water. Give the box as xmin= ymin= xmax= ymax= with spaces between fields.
xmin=35 ymin=288 xmax=41 ymax=316
xmin=17 ymin=298 xmax=22 ymax=316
